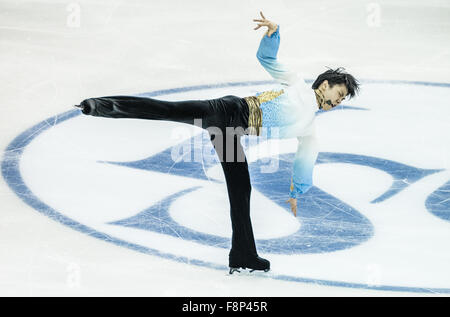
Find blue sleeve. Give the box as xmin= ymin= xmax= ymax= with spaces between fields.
xmin=289 ymin=135 xmax=319 ymax=199
xmin=256 ymin=25 xmax=299 ymax=85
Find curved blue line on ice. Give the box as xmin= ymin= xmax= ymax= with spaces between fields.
xmin=2 ymin=79 xmax=450 ymax=294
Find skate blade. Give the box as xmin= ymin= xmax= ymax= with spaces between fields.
xmin=249 ymin=268 xmax=270 ymax=273
xmin=229 ymin=267 xmax=270 ymax=275
xmin=229 ymin=267 xmax=243 ymax=274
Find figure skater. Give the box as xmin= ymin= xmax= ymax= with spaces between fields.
xmin=74 ymin=11 xmax=360 ymax=274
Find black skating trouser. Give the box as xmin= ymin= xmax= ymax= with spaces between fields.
xmin=80 ymin=95 xmax=258 ymax=260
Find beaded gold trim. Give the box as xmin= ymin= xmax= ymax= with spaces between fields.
xmin=256 ymin=89 xmax=285 ymax=103
xmin=243 ymin=89 xmax=285 ymax=136
xmin=244 ymin=96 xmax=262 ymax=136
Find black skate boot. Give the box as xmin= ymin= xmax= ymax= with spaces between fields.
xmin=229 ymin=253 xmax=270 ymax=274
xmin=74 ymin=99 xmax=95 ymax=115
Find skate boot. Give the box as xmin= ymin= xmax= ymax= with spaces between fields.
xmin=229 ymin=253 xmax=270 ymax=274
xmin=74 ymin=99 xmax=95 ymax=115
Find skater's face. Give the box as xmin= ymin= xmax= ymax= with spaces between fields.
xmin=318 ymin=80 xmax=348 ymax=111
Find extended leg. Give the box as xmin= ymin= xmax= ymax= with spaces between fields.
xmin=79 ymin=95 xmax=211 ymax=127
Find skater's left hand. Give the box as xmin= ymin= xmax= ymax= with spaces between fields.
xmin=253 ymin=11 xmax=278 ymax=37
xmin=286 ymin=197 xmax=297 ymax=217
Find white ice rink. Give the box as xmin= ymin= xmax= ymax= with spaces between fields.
xmin=1 ymin=0 xmax=449 ymax=296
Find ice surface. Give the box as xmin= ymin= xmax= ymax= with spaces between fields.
xmin=1 ymin=0 xmax=449 ymax=296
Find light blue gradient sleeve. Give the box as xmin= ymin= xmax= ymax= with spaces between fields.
xmin=256 ymin=25 xmax=300 ymax=86
xmin=289 ymin=135 xmax=319 ymax=199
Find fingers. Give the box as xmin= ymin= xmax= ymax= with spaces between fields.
xmin=253 ymin=20 xmax=269 ymax=26
xmin=286 ymin=199 xmax=297 ymax=217
xmin=253 ymin=11 xmax=270 ymax=31
xmin=253 ymin=22 xmax=269 ymax=29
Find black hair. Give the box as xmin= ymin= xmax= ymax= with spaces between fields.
xmin=312 ymin=67 xmax=360 ymax=99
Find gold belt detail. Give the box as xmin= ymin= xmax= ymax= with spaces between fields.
xmin=244 ymin=96 xmax=262 ymax=136
xmin=243 ymin=89 xmax=284 ymax=136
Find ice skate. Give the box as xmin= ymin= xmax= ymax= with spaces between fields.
xmin=73 ymin=99 xmax=94 ymax=115
xmin=229 ymin=255 xmax=270 ymax=274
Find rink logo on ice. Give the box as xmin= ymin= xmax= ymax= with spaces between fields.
xmin=2 ymin=80 xmax=450 ymax=293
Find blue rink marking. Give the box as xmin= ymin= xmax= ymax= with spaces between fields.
xmin=2 ymin=79 xmax=450 ymax=294
xmin=426 ymin=180 xmax=450 ymax=221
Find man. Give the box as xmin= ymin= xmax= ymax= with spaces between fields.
xmin=74 ymin=11 xmax=359 ymax=274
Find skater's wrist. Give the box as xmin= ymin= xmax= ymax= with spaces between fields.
xmin=289 ymin=190 xmax=298 ymax=199
xmin=266 ymin=24 xmax=279 ymax=37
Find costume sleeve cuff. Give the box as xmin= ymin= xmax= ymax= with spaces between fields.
xmin=289 ymin=190 xmax=300 ymax=199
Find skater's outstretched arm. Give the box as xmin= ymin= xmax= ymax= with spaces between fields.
xmin=253 ymin=11 xmax=300 ymax=86
xmin=285 ymin=135 xmax=319 ymax=217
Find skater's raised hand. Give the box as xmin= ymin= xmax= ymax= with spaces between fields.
xmin=286 ymin=197 xmax=297 ymax=217
xmin=253 ymin=11 xmax=278 ymax=37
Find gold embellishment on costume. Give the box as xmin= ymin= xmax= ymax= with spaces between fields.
xmin=256 ymin=89 xmax=285 ymax=104
xmin=244 ymin=96 xmax=262 ymax=136
xmin=243 ymin=89 xmax=285 ymax=136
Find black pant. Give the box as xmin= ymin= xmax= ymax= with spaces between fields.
xmin=80 ymin=95 xmax=258 ymax=260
